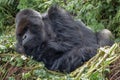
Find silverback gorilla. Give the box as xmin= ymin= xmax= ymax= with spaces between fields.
xmin=15 ymin=5 xmax=114 ymax=73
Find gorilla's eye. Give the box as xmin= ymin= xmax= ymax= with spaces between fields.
xmin=24 ymin=26 xmax=28 ymax=32
xmin=20 ymin=27 xmax=28 ymax=36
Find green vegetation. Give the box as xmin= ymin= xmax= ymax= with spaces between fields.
xmin=0 ymin=0 xmax=120 ymax=80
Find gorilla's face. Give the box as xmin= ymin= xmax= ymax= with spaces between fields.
xmin=15 ymin=9 xmax=46 ymax=55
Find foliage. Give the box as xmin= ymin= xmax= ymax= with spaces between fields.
xmin=0 ymin=0 xmax=18 ymax=35
xmin=63 ymin=0 xmax=120 ymax=40
xmin=0 ymin=0 xmax=120 ymax=80
xmin=0 ymin=27 xmax=15 ymax=53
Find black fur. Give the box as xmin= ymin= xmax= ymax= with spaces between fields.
xmin=15 ymin=5 xmax=114 ymax=73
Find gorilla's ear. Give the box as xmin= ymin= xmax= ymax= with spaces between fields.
xmin=48 ymin=5 xmax=73 ymax=21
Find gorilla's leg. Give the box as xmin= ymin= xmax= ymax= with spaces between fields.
xmin=96 ymin=29 xmax=114 ymax=47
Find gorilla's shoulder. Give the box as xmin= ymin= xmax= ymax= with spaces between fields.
xmin=47 ymin=5 xmax=73 ymax=21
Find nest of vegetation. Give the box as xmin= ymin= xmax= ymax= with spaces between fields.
xmin=0 ymin=38 xmax=120 ymax=80
xmin=108 ymin=51 xmax=120 ymax=80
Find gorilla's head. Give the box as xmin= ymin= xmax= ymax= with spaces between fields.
xmin=15 ymin=9 xmax=47 ymax=55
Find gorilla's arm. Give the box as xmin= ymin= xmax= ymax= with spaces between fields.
xmin=45 ymin=5 xmax=83 ymax=52
xmin=47 ymin=40 xmax=73 ymax=52
xmin=50 ymin=47 xmax=97 ymax=72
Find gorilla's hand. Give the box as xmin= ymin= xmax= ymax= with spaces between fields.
xmin=51 ymin=47 xmax=97 ymax=73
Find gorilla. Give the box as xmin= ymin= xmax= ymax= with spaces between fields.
xmin=15 ymin=5 xmax=114 ymax=73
